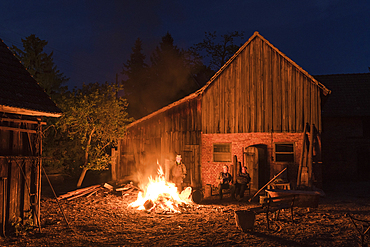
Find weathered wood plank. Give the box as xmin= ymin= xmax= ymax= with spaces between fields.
xmin=250 ymin=40 xmax=256 ymax=132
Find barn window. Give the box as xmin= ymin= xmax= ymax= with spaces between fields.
xmin=213 ymin=143 xmax=231 ymax=162
xmin=274 ymin=143 xmax=294 ymax=163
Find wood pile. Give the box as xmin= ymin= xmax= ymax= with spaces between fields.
xmin=56 ymin=182 xmax=141 ymax=201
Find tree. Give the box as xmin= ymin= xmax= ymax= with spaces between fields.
xmin=121 ymin=38 xmax=149 ymax=120
xmin=192 ymin=31 xmax=244 ymax=71
xmin=147 ymin=32 xmax=200 ymax=113
xmin=54 ymin=82 xmax=133 ymax=187
xmin=122 ymin=33 xmax=205 ymax=120
xmin=10 ymin=34 xmax=69 ymax=97
xmin=11 ymin=34 xmax=70 ymax=174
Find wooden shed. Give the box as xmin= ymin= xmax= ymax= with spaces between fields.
xmin=117 ymin=32 xmax=330 ymax=192
xmin=0 ymin=39 xmax=62 ymax=235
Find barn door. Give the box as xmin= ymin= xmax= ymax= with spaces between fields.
xmin=244 ymin=145 xmax=268 ymax=191
xmin=244 ymin=146 xmax=259 ymax=191
xmin=183 ymin=145 xmax=200 ymax=188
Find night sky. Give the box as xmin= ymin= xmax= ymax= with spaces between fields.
xmin=1 ymin=0 xmax=369 ymax=90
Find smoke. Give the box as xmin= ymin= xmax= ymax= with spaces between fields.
xmin=125 ymin=151 xmax=173 ymax=189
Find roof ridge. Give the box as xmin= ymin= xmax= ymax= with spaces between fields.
xmin=314 ymin=72 xmax=370 ymax=77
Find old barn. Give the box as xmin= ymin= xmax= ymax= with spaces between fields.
xmin=0 ymin=39 xmax=62 ymax=235
xmin=116 ymin=32 xmax=330 ymax=193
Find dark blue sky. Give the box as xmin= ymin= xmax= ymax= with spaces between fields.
xmin=1 ymin=0 xmax=369 ymax=89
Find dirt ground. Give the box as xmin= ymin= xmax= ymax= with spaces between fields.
xmin=1 ymin=179 xmax=369 ymax=247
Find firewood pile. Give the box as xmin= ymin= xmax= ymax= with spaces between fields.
xmin=56 ymin=181 xmax=142 ymax=201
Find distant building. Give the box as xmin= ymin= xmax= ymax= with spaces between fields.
xmin=116 ymin=32 xmax=330 ymax=191
xmin=315 ymin=73 xmax=370 ymax=181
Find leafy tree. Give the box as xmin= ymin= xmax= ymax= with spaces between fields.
xmin=10 ymin=34 xmax=69 ymax=97
xmin=51 ymin=82 xmax=133 ymax=187
xmin=12 ymin=35 xmax=133 ymax=186
xmin=121 ymin=38 xmax=149 ymax=120
xmin=192 ymin=31 xmax=244 ymax=71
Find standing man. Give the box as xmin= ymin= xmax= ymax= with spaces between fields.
xmin=171 ymin=154 xmax=187 ymax=192
xmin=217 ymin=165 xmax=235 ymax=200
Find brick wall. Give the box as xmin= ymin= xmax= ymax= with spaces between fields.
xmin=201 ymin=132 xmax=304 ymax=187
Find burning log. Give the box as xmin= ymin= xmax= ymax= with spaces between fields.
xmin=144 ymin=199 xmax=154 ymax=210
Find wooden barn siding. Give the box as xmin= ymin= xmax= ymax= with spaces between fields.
xmin=0 ymin=158 xmax=36 ymax=226
xmin=118 ymin=98 xmax=202 ymax=178
xmin=0 ymin=118 xmax=41 ymax=232
xmin=202 ymin=36 xmax=322 ymax=134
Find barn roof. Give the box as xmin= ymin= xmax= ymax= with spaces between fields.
xmin=0 ymin=39 xmax=62 ymax=117
xmin=200 ymin=31 xmax=330 ymax=96
xmin=315 ymin=73 xmax=370 ymax=117
xmin=128 ymin=31 xmax=330 ymax=128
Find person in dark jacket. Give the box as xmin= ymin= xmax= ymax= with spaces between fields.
xmin=233 ymin=164 xmax=251 ymax=201
xmin=171 ymin=154 xmax=187 ymax=192
xmin=217 ymin=165 xmax=235 ymax=200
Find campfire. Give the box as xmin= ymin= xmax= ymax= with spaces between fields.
xmin=129 ymin=164 xmax=193 ymax=213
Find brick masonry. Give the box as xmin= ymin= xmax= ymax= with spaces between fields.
xmin=201 ymin=132 xmax=304 ymax=187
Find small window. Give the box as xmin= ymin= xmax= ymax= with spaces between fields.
xmin=213 ymin=143 xmax=231 ymax=162
xmin=275 ymin=143 xmax=294 ymax=163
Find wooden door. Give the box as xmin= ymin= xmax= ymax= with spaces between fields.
xmin=183 ymin=145 xmax=200 ymax=188
xmin=244 ymin=145 xmax=268 ymax=190
xmin=244 ymin=146 xmax=259 ymax=191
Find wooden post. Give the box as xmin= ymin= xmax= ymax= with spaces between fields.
xmin=164 ymin=159 xmax=170 ymax=182
xmin=36 ymin=119 xmax=42 ymax=229
xmin=111 ymin=148 xmax=117 ymax=181
xmin=233 ymin=155 xmax=237 ymax=184
xmin=2 ymin=177 xmax=7 ymax=237
xmin=297 ymin=123 xmax=308 ymax=188
xmin=307 ymin=123 xmax=315 ymax=188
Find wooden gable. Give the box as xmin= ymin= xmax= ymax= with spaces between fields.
xmin=0 ymin=39 xmax=62 ymax=117
xmin=201 ymin=32 xmax=330 ymax=134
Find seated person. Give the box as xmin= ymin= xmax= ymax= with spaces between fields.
xmin=233 ymin=165 xmax=251 ymax=201
xmin=217 ymin=165 xmax=235 ymax=200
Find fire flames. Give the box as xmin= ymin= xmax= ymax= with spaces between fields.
xmin=129 ymin=164 xmax=193 ymax=213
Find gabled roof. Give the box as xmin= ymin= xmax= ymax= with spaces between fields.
xmin=0 ymin=39 xmax=62 ymax=117
xmin=314 ymin=73 xmax=370 ymax=117
xmin=128 ymin=32 xmax=330 ymax=128
xmin=200 ymin=31 xmax=330 ymax=96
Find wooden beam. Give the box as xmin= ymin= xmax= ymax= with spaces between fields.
xmin=297 ymin=123 xmax=308 ymax=188
xmin=307 ymin=123 xmax=315 ymax=188
xmin=0 ymin=105 xmax=61 ymax=117
xmin=0 ymin=126 xmax=36 ymax=133
xmin=0 ymin=118 xmax=46 ymax=125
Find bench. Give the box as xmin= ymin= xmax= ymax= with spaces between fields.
xmin=249 ymin=194 xmax=296 ymax=230
xmin=208 ymin=184 xmax=251 ymax=198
